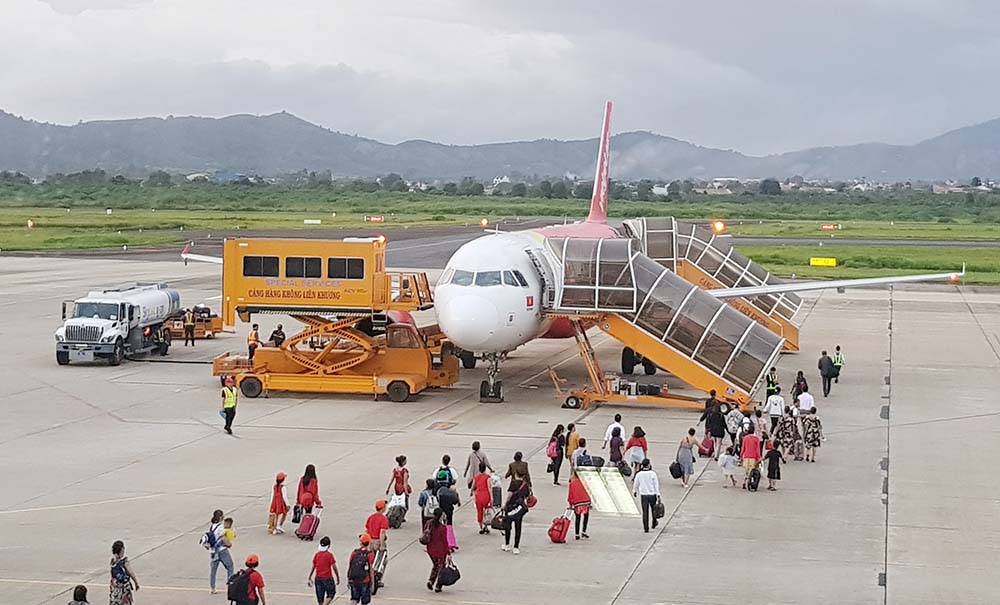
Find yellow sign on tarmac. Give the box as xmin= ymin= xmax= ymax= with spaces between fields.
xmin=810 ymin=257 xmax=838 ymax=267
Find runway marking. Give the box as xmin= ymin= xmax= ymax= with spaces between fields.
xmin=204 ymin=294 xmax=222 ymax=300
xmin=389 ymin=233 xmax=482 ymax=251
xmin=0 ymin=577 xmax=506 ymax=604
xmin=0 ymin=493 xmax=162 ymax=515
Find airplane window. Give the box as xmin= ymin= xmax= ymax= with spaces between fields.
xmin=451 ymin=270 xmax=474 ymax=286
xmin=512 ymin=270 xmax=529 ymax=287
xmin=439 ymin=268 xmax=455 ymax=285
xmin=503 ymin=271 xmax=518 ymax=286
xmin=475 ymin=271 xmax=502 ymax=287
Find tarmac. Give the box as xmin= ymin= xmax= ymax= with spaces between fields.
xmin=2 ymin=250 xmax=999 ymax=605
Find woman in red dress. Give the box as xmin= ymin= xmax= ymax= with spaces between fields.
xmin=297 ymin=464 xmax=322 ymax=513
xmin=384 ymin=455 xmax=412 ymax=509
xmin=471 ymin=462 xmax=493 ymax=534
xmin=268 ymin=472 xmax=290 ymax=534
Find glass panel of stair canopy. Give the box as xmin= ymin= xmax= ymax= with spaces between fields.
xmin=724 ymin=325 xmax=783 ymax=391
xmin=560 ymin=286 xmax=596 ymax=309
xmin=563 ymin=238 xmax=599 ymax=287
xmin=694 ymin=306 xmax=750 ymax=373
xmin=664 ymin=288 xmax=724 ymax=356
xmin=634 ymin=269 xmax=695 ymax=339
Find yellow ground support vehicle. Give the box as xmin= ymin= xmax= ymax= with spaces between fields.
xmin=212 ymin=237 xmax=458 ymax=401
xmin=166 ymin=305 xmax=228 ymax=340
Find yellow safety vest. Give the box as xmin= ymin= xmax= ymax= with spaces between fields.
xmin=184 ymin=311 xmax=195 ymax=327
xmin=248 ymin=330 xmax=259 ymax=345
xmin=222 ymin=386 xmax=237 ymax=408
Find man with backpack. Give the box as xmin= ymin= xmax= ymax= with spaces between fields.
xmin=348 ymin=534 xmax=376 ymax=605
xmin=436 ymin=478 xmax=461 ymax=525
xmin=227 ymin=553 xmax=265 ymax=605
xmin=202 ymin=509 xmax=234 ymax=594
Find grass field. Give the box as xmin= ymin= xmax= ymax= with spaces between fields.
xmin=727 ymin=220 xmax=1000 ymax=241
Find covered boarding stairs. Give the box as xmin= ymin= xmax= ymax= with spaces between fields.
xmin=541 ymin=237 xmax=785 ymax=407
xmin=622 ymin=217 xmax=803 ymax=351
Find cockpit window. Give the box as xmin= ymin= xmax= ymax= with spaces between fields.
xmin=451 ymin=270 xmax=474 ymax=286
xmin=512 ymin=270 xmax=529 ymax=287
xmin=439 ymin=268 xmax=455 ymax=286
xmin=502 ymin=271 xmax=519 ymax=286
xmin=475 ymin=270 xmax=502 ymax=287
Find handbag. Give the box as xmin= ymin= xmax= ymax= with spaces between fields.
xmin=490 ymin=510 xmax=506 ymax=530
xmin=546 ymin=462 xmax=554 ymax=473
xmin=438 ymin=556 xmax=461 ymax=586
xmin=653 ymin=497 xmax=665 ymax=520
xmin=526 ymin=494 xmax=538 ymax=509
xmin=419 ymin=522 xmax=432 ymax=545
xmin=292 ymin=504 xmax=303 ymax=524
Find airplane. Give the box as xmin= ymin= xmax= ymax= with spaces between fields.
xmin=433 ymin=101 xmax=964 ymax=402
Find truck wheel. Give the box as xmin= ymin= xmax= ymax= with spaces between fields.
xmin=642 ymin=359 xmax=657 ymax=375
xmin=459 ymin=350 xmax=477 ymax=369
xmin=387 ymin=381 xmax=410 ymax=403
xmin=109 ymin=340 xmax=124 ymax=366
xmin=56 ymin=351 xmax=70 ymax=366
xmin=564 ymin=395 xmax=581 ymax=409
xmin=240 ymin=376 xmax=263 ymax=398
xmin=621 ymin=347 xmax=636 ymax=375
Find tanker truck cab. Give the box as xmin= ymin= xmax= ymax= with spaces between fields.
xmin=55 ymin=283 xmax=180 ymax=366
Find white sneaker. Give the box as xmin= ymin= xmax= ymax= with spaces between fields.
xmin=501 ymin=544 xmax=511 ymax=552
xmin=512 ymin=548 xmax=520 ymax=555
xmin=275 ymin=526 xmax=285 ymax=534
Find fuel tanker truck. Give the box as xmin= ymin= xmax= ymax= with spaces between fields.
xmin=55 ymin=283 xmax=181 ymax=366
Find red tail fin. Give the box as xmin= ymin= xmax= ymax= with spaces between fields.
xmin=586 ymin=100 xmax=612 ymax=223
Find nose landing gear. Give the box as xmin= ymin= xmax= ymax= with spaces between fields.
xmin=479 ymin=352 xmax=505 ymax=402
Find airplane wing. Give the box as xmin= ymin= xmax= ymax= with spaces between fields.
xmin=708 ymin=266 xmax=964 ymax=299
xmin=181 ymin=242 xmax=222 ymax=265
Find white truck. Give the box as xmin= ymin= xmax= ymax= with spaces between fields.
xmin=55 ymin=283 xmax=181 ymax=366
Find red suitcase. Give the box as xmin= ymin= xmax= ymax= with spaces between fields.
xmin=698 ymin=434 xmax=715 ymax=458
xmin=548 ymin=513 xmax=571 ymax=544
xmin=296 ymin=507 xmax=321 ymax=541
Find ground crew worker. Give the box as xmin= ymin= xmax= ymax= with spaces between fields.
xmin=765 ymin=367 xmax=779 ymax=398
xmin=221 ymin=377 xmax=237 ymax=435
xmin=183 ymin=308 xmax=196 ymax=347
xmin=248 ymin=324 xmax=260 ymax=361
xmin=833 ymin=345 xmax=845 ymax=383
xmin=269 ymin=324 xmax=286 ymax=347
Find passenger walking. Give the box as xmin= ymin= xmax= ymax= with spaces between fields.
xmin=268 ymin=324 xmax=286 ymax=347
xmin=365 ymin=500 xmax=390 ymax=551
xmin=347 ymin=535 xmax=375 ymax=605
xmin=183 ymin=308 xmax=196 ymax=346
xmin=472 ymin=462 xmax=493 ymax=533
xmin=547 ymin=424 xmax=566 ymax=485
xmin=753 ymin=410 xmax=769 ymax=440
xmin=765 ymin=367 xmax=779 ymax=398
xmin=608 ymin=426 xmax=626 ymax=469
xmin=267 ymin=472 xmax=290 ymax=535
xmin=764 ymin=386 xmax=785 ymax=433
xmin=571 ymin=438 xmax=590 ymax=469
xmin=307 ymin=536 xmax=340 ymax=605
xmin=603 ymin=413 xmax=624 ymax=449
xmin=791 ymin=370 xmax=808 ymax=404
xmin=248 ymin=323 xmax=260 ymax=361
xmin=298 ymin=464 xmax=323 ymax=515
xmin=436 ymin=455 xmax=458 ymax=488
xmin=501 ymin=474 xmax=531 ymax=554
xmin=775 ymin=407 xmax=801 ymax=457
xmin=632 ymin=459 xmax=661 ymax=533
xmin=242 ymin=553 xmax=267 ymax=605
xmin=703 ymin=389 xmax=719 ymax=414
xmin=220 ymin=376 xmax=237 ymax=435
xmin=725 ymin=405 xmax=743 ymax=447
xmin=818 ymin=350 xmax=837 ymax=397
xmin=436 ymin=478 xmax=461 ymax=525
xmin=109 ymin=540 xmax=139 ymax=605
xmin=418 ymin=479 xmax=438 ymax=527
xmin=718 ymin=446 xmax=738 ymax=487
xmin=763 ymin=444 xmax=786 ymax=491
xmin=677 ymin=428 xmax=698 ymax=487
xmin=204 ymin=509 xmax=234 ymax=594
xmin=801 ymin=407 xmax=824 ymax=462
xmin=700 ymin=405 xmax=726 ymax=461
xmin=422 ymin=508 xmax=452 ymax=592
xmin=797 ymin=386 xmax=816 ymax=431
xmin=385 ymin=455 xmax=411 ymax=509
xmin=463 ymin=441 xmax=493 ymax=488
xmin=68 ymin=585 xmax=89 ymax=605
xmin=567 ymin=471 xmax=592 ymax=539
xmin=833 ymin=345 xmax=845 ymax=383
xmin=505 ymin=451 xmax=531 ymax=488
xmin=740 ymin=426 xmax=762 ymax=490
xmin=565 ymin=423 xmax=581 ymax=463
xmin=625 ymin=426 xmax=649 ymax=471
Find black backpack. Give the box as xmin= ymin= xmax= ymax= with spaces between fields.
xmin=227 ymin=569 xmax=253 ymax=604
xmin=348 ymin=548 xmax=371 ymax=583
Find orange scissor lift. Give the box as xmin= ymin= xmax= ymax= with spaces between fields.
xmin=212 ymin=237 xmax=458 ymax=402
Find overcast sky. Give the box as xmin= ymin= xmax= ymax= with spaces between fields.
xmin=3 ymin=0 xmax=999 ymax=155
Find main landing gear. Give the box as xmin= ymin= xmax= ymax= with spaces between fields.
xmin=621 ymin=347 xmax=657 ymax=376
xmin=478 ymin=352 xmax=505 ymax=403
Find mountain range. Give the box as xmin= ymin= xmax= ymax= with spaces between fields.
xmin=1 ymin=109 xmax=998 ymax=181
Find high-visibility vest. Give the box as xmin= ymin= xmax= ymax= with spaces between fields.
xmin=833 ymin=351 xmax=844 ymax=366
xmin=184 ymin=311 xmax=195 ymax=327
xmin=222 ymin=386 xmax=237 ymax=408
xmin=766 ymin=373 xmax=778 ymax=392
xmin=248 ymin=330 xmax=259 ymax=345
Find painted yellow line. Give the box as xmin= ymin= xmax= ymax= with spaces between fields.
xmin=0 ymin=493 xmax=163 ymax=515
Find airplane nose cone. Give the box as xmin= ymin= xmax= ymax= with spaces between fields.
xmin=439 ymin=295 xmax=498 ymax=350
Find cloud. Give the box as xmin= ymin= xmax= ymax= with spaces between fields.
xmin=5 ymin=0 xmax=1000 ymax=154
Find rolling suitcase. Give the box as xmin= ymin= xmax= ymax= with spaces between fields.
xmin=372 ymin=549 xmax=388 ymax=595
xmin=668 ymin=461 xmax=683 ymax=479
xmin=698 ymin=435 xmax=715 ymax=458
xmin=295 ymin=507 xmax=321 ymax=541
xmin=747 ymin=467 xmax=761 ymax=492
xmin=794 ymin=440 xmax=805 ymax=461
xmin=387 ymin=505 xmax=405 ymax=529
xmin=548 ymin=513 xmax=571 ymax=544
